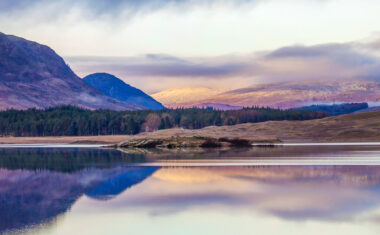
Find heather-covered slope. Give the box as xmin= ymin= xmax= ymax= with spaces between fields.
xmin=151 ymin=87 xmax=226 ymax=107
xmin=83 ymin=73 xmax=164 ymax=110
xmin=0 ymin=32 xmax=141 ymax=110
xmin=154 ymin=81 xmax=380 ymax=109
xmin=206 ymin=81 xmax=380 ymax=109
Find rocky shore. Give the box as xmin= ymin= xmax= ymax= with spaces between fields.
xmin=117 ymin=136 xmax=281 ymax=149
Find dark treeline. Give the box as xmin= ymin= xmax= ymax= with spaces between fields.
xmin=0 ymin=106 xmax=328 ymax=137
xmin=293 ymin=103 xmax=368 ymax=116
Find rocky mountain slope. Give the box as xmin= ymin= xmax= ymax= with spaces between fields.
xmin=83 ymin=73 xmax=164 ymax=110
xmin=0 ymin=32 xmax=141 ymax=110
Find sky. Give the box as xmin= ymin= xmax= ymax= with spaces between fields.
xmin=1 ymin=0 xmax=380 ymax=93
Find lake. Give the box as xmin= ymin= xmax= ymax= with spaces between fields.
xmin=1 ymin=145 xmax=380 ymax=235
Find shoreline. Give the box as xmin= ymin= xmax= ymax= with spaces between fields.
xmin=2 ymin=142 xmax=380 ymax=147
xmin=2 ymin=136 xmax=380 ymax=148
xmin=0 ymin=135 xmax=129 ymax=145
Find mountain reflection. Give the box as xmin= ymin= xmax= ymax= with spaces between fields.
xmin=86 ymin=167 xmax=158 ymax=200
xmin=0 ymin=167 xmax=159 ymax=233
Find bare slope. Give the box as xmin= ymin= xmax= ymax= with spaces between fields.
xmin=151 ymin=87 xmax=226 ymax=107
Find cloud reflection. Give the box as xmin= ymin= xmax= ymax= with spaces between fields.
xmin=82 ymin=166 xmax=380 ymax=222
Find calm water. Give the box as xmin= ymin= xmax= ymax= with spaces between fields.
xmin=1 ymin=146 xmax=380 ymax=235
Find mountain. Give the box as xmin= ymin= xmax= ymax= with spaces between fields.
xmin=83 ymin=73 xmax=164 ymax=110
xmin=151 ymin=87 xmax=226 ymax=107
xmin=0 ymin=32 xmax=141 ymax=110
xmin=155 ymin=81 xmax=380 ymax=109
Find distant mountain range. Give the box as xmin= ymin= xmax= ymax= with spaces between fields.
xmin=153 ymin=81 xmax=380 ymax=109
xmin=83 ymin=73 xmax=163 ymax=110
xmin=151 ymin=87 xmax=226 ymax=106
xmin=0 ymin=32 xmax=161 ymax=111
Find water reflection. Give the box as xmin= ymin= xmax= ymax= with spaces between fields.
xmin=0 ymin=167 xmax=158 ymax=233
xmin=2 ymin=147 xmax=380 ymax=234
xmin=0 ymin=148 xmax=147 ymax=172
xmin=80 ymin=166 xmax=380 ymax=220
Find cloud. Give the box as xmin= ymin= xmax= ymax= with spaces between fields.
xmin=2 ymin=0 xmax=380 ymax=58
xmin=266 ymin=43 xmax=377 ymax=66
xmin=0 ymin=0 xmax=258 ymax=18
xmin=66 ymin=38 xmax=380 ymax=93
xmin=113 ymin=63 xmax=246 ymax=77
xmin=256 ymin=41 xmax=380 ymax=82
xmin=367 ymin=40 xmax=380 ymax=50
xmin=66 ymin=55 xmax=253 ymax=92
xmin=67 ymin=54 xmax=249 ymax=78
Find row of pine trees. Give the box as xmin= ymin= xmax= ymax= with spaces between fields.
xmin=0 ymin=106 xmax=328 ymax=137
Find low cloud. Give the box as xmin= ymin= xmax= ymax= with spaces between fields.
xmin=257 ymin=42 xmax=380 ymax=82
xmin=266 ymin=43 xmax=377 ymax=65
xmin=68 ymin=55 xmax=249 ymax=78
xmin=368 ymin=40 xmax=380 ymax=50
xmin=66 ymin=38 xmax=380 ymax=92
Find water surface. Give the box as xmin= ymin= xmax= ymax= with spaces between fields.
xmin=1 ymin=146 xmax=380 ymax=235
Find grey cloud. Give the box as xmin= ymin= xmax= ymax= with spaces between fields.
xmin=266 ymin=43 xmax=377 ymax=66
xmin=144 ymin=54 xmax=189 ymax=64
xmin=0 ymin=0 xmax=177 ymax=13
xmin=113 ymin=63 xmax=247 ymax=77
xmin=368 ymin=40 xmax=380 ymax=50
xmin=256 ymin=41 xmax=380 ymax=83
xmin=0 ymin=0 xmax=259 ymax=18
xmin=265 ymin=44 xmax=349 ymax=59
xmin=67 ymin=54 xmax=248 ymax=78
xmin=0 ymin=0 xmax=36 ymax=12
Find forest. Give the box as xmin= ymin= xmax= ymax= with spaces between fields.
xmin=293 ymin=103 xmax=368 ymax=116
xmin=0 ymin=106 xmax=328 ymax=137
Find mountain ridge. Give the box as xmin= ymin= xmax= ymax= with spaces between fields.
xmin=151 ymin=87 xmax=226 ymax=106
xmin=83 ymin=73 xmax=164 ymax=110
xmin=0 ymin=32 xmax=142 ymax=110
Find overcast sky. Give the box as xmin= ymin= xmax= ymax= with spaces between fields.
xmin=1 ymin=0 xmax=380 ymax=93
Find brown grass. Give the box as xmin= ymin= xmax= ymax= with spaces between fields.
xmin=117 ymin=111 xmax=380 ymax=143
